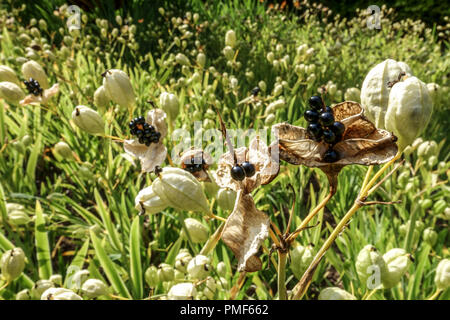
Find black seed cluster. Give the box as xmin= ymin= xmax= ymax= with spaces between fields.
xmin=184 ymin=156 xmax=207 ymax=173
xmin=230 ymin=161 xmax=256 ymax=181
xmin=251 ymin=86 xmax=260 ymax=96
xmin=304 ymin=95 xmax=345 ymax=163
xmin=129 ymin=116 xmax=161 ymax=146
xmin=23 ymin=78 xmax=43 ymax=96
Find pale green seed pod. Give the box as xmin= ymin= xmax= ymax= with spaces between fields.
xmin=158 ymin=263 xmax=175 ymax=282
xmin=70 ymin=269 xmax=90 ymax=290
xmin=168 ymin=283 xmax=196 ymax=300
xmin=71 ymin=105 xmax=105 ymax=135
xmin=419 ymin=199 xmax=433 ymax=210
xmin=49 ymin=274 xmax=62 ymax=286
xmin=1 ymin=248 xmax=26 ymax=282
xmin=203 ymin=276 xmax=216 ymax=300
xmin=273 ymin=83 xmax=283 ymax=97
xmin=423 ymin=228 xmax=438 ymax=246
xmin=21 ymin=60 xmax=49 ymax=89
xmin=93 ymin=85 xmax=110 ymax=111
xmin=8 ymin=210 xmax=31 ymax=226
xmin=134 ymin=185 xmax=168 ymax=215
xmin=145 ymin=266 xmax=159 ymax=288
xmin=174 ymin=269 xmax=185 ymax=280
xmin=258 ymin=81 xmax=267 ymax=92
xmin=41 ymin=288 xmax=82 ymax=300
xmin=361 ymin=59 xmax=412 ymax=129
xmin=102 ymin=69 xmax=135 ymax=110
xmin=16 ymin=289 xmax=31 ymax=300
xmin=266 ymin=52 xmax=275 ymax=63
xmin=217 ymin=262 xmax=227 ymax=277
xmin=318 ymin=287 xmax=356 ymax=300
xmin=175 ymin=249 xmax=192 ymax=273
xmin=0 ymin=81 xmax=25 ymax=103
xmin=344 ymin=87 xmax=361 ymax=102
xmin=181 ymin=218 xmax=209 ymax=244
xmin=434 ymin=259 xmax=450 ymax=291
xmin=32 ymin=280 xmax=54 ymax=299
xmin=0 ymin=65 xmax=20 ymax=84
xmin=290 ymin=244 xmax=314 ymax=280
xmin=225 ymin=30 xmax=236 ymax=48
xmin=216 ymin=188 xmax=237 ymax=211
xmin=21 ymin=135 xmax=32 ymax=147
xmin=432 ymin=199 xmax=446 ymax=216
xmin=417 ymin=141 xmax=438 ymax=159
xmin=355 ymin=245 xmax=388 ymax=288
xmin=187 ymin=255 xmax=210 ymax=280
xmin=197 ymin=52 xmax=206 ymax=68
xmin=382 ymin=248 xmax=413 ymax=289
xmin=265 ymin=113 xmax=276 ymax=126
xmin=53 ymin=141 xmax=74 ymax=161
xmin=152 ymin=167 xmax=210 ymax=214
xmin=223 ymin=46 xmax=234 ymax=61
xmin=175 ymin=53 xmax=190 ymax=66
xmin=264 ymin=98 xmax=285 ymax=116
xmin=385 ymin=76 xmax=432 ymax=150
xmin=159 ymin=92 xmax=179 ymax=119
xmin=81 ymin=279 xmax=108 ymax=298
xmin=426 ymin=83 xmax=441 ymax=107
xmin=39 ymin=19 xmax=47 ymax=30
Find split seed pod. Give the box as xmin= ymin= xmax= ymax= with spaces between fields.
xmin=71 ymin=105 xmax=105 ymax=135
xmin=179 ymin=149 xmax=213 ymax=182
xmin=102 ymin=69 xmax=135 ymax=110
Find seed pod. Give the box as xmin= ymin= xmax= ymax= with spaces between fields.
xmin=175 ymin=53 xmax=190 ymax=66
xmin=216 ymin=262 xmax=227 ymax=277
xmin=426 ymin=83 xmax=441 ymax=107
xmin=264 ymin=98 xmax=285 ymax=116
xmin=344 ymin=87 xmax=361 ymax=102
xmin=203 ymin=276 xmax=216 ymax=299
xmin=419 ymin=199 xmax=433 ymax=210
xmin=1 ymin=248 xmax=26 ymax=282
xmin=152 ymin=167 xmax=210 ymax=214
xmin=434 ymin=259 xmax=450 ymax=290
xmin=187 ymin=255 xmax=210 ymax=280
xmin=41 ymin=288 xmax=82 ymax=300
xmin=71 ymin=105 xmax=105 ymax=135
xmin=175 ymin=249 xmax=192 ymax=273
xmin=361 ymin=59 xmax=412 ymax=128
xmin=49 ymin=274 xmax=62 ymax=286
xmin=423 ymin=227 xmax=438 ymax=246
xmin=385 ymin=76 xmax=432 ymax=150
xmin=31 ymin=280 xmax=54 ymax=299
xmin=81 ymin=279 xmax=108 ymax=298
xmin=16 ymin=289 xmax=31 ymax=300
xmin=223 ymin=46 xmax=234 ymax=61
xmin=258 ymin=81 xmax=267 ymax=92
xmin=158 ymin=263 xmax=175 ymax=282
xmin=145 ymin=266 xmax=159 ymax=288
xmin=8 ymin=210 xmax=31 ymax=226
xmin=53 ymin=141 xmax=74 ymax=161
xmin=21 ymin=60 xmax=49 ymax=89
xmin=355 ymin=245 xmax=388 ymax=288
xmin=318 ymin=287 xmax=356 ymax=300
xmin=0 ymin=81 xmax=25 ymax=103
xmin=216 ymin=188 xmax=237 ymax=211
xmin=417 ymin=141 xmax=438 ymax=159
xmin=181 ymin=218 xmax=209 ymax=243
xmin=93 ymin=85 xmax=110 ymax=111
xmin=159 ymin=92 xmax=179 ymax=119
xmin=225 ymin=30 xmax=236 ymax=48
xmin=266 ymin=52 xmax=275 ymax=63
xmin=265 ymin=113 xmax=276 ymax=126
xmin=102 ymin=69 xmax=135 ymax=110
xmin=167 ymin=283 xmax=196 ymax=300
xmin=134 ymin=185 xmax=168 ymax=215
xmin=432 ymin=199 xmax=446 ymax=216
xmin=0 ymin=65 xmax=20 ymax=84
xmin=290 ymin=244 xmax=314 ymax=280
xmin=382 ymin=248 xmax=413 ymax=289
xmin=196 ymin=53 xmax=206 ymax=68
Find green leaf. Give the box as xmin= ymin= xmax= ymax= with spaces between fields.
xmin=94 ymin=188 xmax=122 ymax=252
xmin=35 ymin=200 xmax=52 ymax=279
xmin=165 ymin=237 xmax=183 ymax=266
xmin=63 ymin=238 xmax=90 ymax=287
xmin=129 ymin=216 xmax=143 ymax=299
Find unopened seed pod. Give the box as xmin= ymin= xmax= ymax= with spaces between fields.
xmin=417 ymin=141 xmax=438 ymax=159
xmin=134 ymin=185 xmax=168 ymax=215
xmin=8 ymin=210 xmax=31 ymax=226
xmin=423 ymin=227 xmax=437 ymax=246
xmin=21 ymin=60 xmax=49 ymax=89
xmin=16 ymin=289 xmax=31 ymax=300
xmin=49 ymin=274 xmax=62 ymax=286
xmin=152 ymin=167 xmax=210 ymax=214
xmin=70 ymin=269 xmax=90 ymax=290
xmin=216 ymin=261 xmax=227 ymax=277
xmin=265 ymin=113 xmax=276 ymax=126
xmin=159 ymin=92 xmax=179 ymax=119
xmin=216 ymin=188 xmax=237 ymax=211
xmin=382 ymin=248 xmax=413 ymax=289
xmin=344 ymin=87 xmax=361 ymax=102
xmin=355 ymin=245 xmax=388 ymax=288
xmin=385 ymin=76 xmax=432 ymax=150
xmin=102 ymin=69 xmax=135 ymax=110
xmin=175 ymin=249 xmax=192 ymax=273
xmin=318 ymin=287 xmax=356 ymax=300
xmin=290 ymin=244 xmax=314 ymax=280
xmin=168 ymin=283 xmax=196 ymax=300
xmin=0 ymin=81 xmax=25 ymax=103
xmin=93 ymin=85 xmax=110 ymax=111
xmin=41 ymin=288 xmax=82 ymax=300
xmin=196 ymin=52 xmax=206 ymax=68
xmin=0 ymin=65 xmax=20 ymax=84
xmin=434 ymin=259 xmax=450 ymax=290
xmin=223 ymin=46 xmax=234 ymax=61
xmin=145 ymin=266 xmax=159 ymax=288
xmin=187 ymin=255 xmax=210 ymax=280
xmin=225 ymin=30 xmax=236 ymax=48
xmin=1 ymin=248 xmax=26 ymax=282
xmin=71 ymin=105 xmax=105 ymax=135
xmin=203 ymin=276 xmax=216 ymax=300
xmin=158 ymin=263 xmax=175 ymax=282
xmin=264 ymin=98 xmax=285 ymax=116
xmin=175 ymin=53 xmax=190 ymax=66
xmin=432 ymin=199 xmax=446 ymax=216
xmin=53 ymin=141 xmax=74 ymax=161
xmin=81 ymin=279 xmax=108 ymax=298
xmin=31 ymin=280 xmax=54 ymax=299
xmin=181 ymin=218 xmax=209 ymax=244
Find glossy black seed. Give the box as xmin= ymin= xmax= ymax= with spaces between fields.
xmin=323 ymin=129 xmax=337 ymax=144
xmin=137 ymin=116 xmax=145 ymax=124
xmin=138 ymin=137 xmax=144 ymax=144
xmin=241 ymin=161 xmax=256 ymax=177
xmin=323 ymin=149 xmax=339 ymax=163
xmin=304 ymin=109 xmax=319 ymax=123
xmin=251 ymin=86 xmax=260 ymax=96
xmin=193 ymin=164 xmax=203 ymax=171
xmin=23 ymin=78 xmax=43 ymax=96
xmin=145 ymin=140 xmax=151 ymax=146
xmin=319 ymin=112 xmax=334 ymax=127
xmin=230 ymin=165 xmax=246 ymax=181
xmin=325 ymin=106 xmax=332 ymax=113
xmin=129 ymin=121 xmax=135 ymax=129
xmin=136 ymin=130 xmax=143 ymax=138
xmin=330 ymin=121 xmax=345 ymax=136
xmin=308 ymin=96 xmax=323 ymax=110
xmin=307 ymin=123 xmax=323 ymax=140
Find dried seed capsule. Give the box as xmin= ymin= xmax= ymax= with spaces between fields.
xmin=102 ymin=69 xmax=135 ymax=111
xmin=167 ymin=283 xmax=196 ymax=300
xmin=21 ymin=60 xmax=49 ymax=89
xmin=1 ymin=248 xmax=26 ymax=282
xmin=71 ymin=105 xmax=105 ymax=135
xmin=0 ymin=81 xmax=25 ymax=103
xmin=318 ymin=287 xmax=356 ymax=300
xmin=381 ymin=248 xmax=413 ymax=289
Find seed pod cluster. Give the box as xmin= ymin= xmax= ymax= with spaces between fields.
xmin=182 ymin=155 xmax=207 ymax=174
xmin=129 ymin=116 xmax=161 ymax=146
xmin=230 ymin=161 xmax=256 ymax=181
xmin=23 ymin=78 xmax=43 ymax=96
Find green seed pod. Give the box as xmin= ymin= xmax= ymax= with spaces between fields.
xmin=202 ymin=176 xmax=220 ymax=198
xmin=397 ymin=171 xmax=410 ymax=188
xmin=344 ymin=87 xmax=361 ymax=102
xmin=187 ymin=255 xmax=210 ymax=280
xmin=21 ymin=135 xmax=32 ymax=147
xmin=423 ymin=227 xmax=438 ymax=246
xmin=41 ymin=288 xmax=82 ymax=300
xmin=38 ymin=19 xmax=47 ymax=30
xmin=159 ymin=92 xmax=179 ymax=120
xmin=152 ymin=167 xmax=210 ymax=214
xmin=216 ymin=188 xmax=237 ymax=211
xmin=81 ymin=279 xmax=108 ymax=298
xmin=258 ymin=81 xmax=267 ymax=92
xmin=290 ymin=243 xmax=314 ymax=280
xmin=0 ymin=81 xmax=25 ymax=104
xmin=167 ymin=283 xmax=196 ymax=300
xmin=115 ymin=16 xmax=123 ymax=25
xmin=265 ymin=113 xmax=276 ymax=126
xmin=30 ymin=27 xmax=40 ymax=38
xmin=71 ymin=105 xmax=105 ymax=135
xmin=145 ymin=265 xmax=159 ymax=288
xmin=417 ymin=140 xmax=438 ymax=159
xmin=134 ymin=185 xmax=168 ymax=215
xmin=53 ymin=141 xmax=74 ymax=161
xmin=175 ymin=249 xmax=192 ymax=273
xmin=225 ymin=30 xmax=236 ymax=48
xmin=1 ymin=248 xmax=26 ymax=282
xmin=385 ymin=76 xmax=433 ymax=151
xmin=419 ymin=199 xmax=433 ymax=210
xmin=203 ymin=276 xmax=216 ymax=300
xmin=264 ymin=98 xmax=285 ymax=116
xmin=0 ymin=65 xmax=20 ymax=84
xmin=8 ymin=210 xmax=31 ymax=226
xmin=382 ymin=248 xmax=413 ymax=289
xmin=174 ymin=269 xmax=185 ymax=280
xmin=93 ymin=85 xmax=110 ymax=111
xmin=21 ymin=60 xmax=49 ymax=89
xmin=216 ymin=262 xmax=227 ymax=277
xmin=32 ymin=280 xmax=54 ymax=299
xmin=16 ymin=289 xmax=31 ymax=300
xmin=355 ymin=245 xmax=388 ymax=288
xmin=432 ymin=199 xmax=446 ymax=216
xmin=102 ymin=69 xmax=135 ymax=111
xmin=175 ymin=53 xmax=190 ymax=66
xmin=435 ymin=259 xmax=450 ymax=290
xmin=158 ymin=263 xmax=175 ymax=282
xmin=196 ymin=52 xmax=206 ymax=68
xmin=223 ymin=46 xmax=234 ymax=61
xmin=181 ymin=218 xmax=209 ymax=244
xmin=70 ymin=269 xmax=90 ymax=290
xmin=19 ymin=33 xmax=32 ymax=44
xmin=318 ymin=287 xmax=356 ymax=300
xmin=49 ymin=274 xmax=62 ymax=286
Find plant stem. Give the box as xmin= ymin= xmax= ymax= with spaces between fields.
xmin=277 ymin=251 xmax=287 ymax=300
xmin=200 ymin=223 xmax=225 ymax=256
xmin=427 ymin=289 xmax=442 ymax=300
